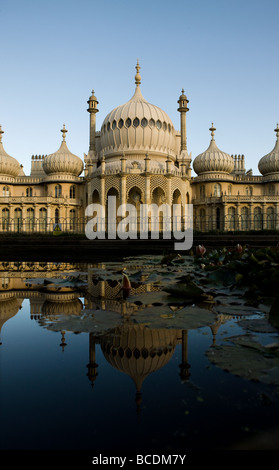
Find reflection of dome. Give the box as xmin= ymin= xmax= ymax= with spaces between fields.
xmin=101 ymin=325 xmax=178 ymax=392
xmin=100 ymin=62 xmax=177 ymax=161
xmin=258 ymin=124 xmax=279 ymax=176
xmin=0 ymin=126 xmax=22 ymax=177
xmin=193 ymin=124 xmax=234 ymax=175
xmin=42 ymin=293 xmax=83 ymax=315
xmin=0 ymin=293 xmax=23 ymax=334
xmin=43 ymin=125 xmax=83 ymax=176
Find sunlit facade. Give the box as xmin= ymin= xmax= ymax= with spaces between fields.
xmin=0 ymin=62 xmax=278 ymax=234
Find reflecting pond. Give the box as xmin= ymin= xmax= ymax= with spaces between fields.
xmin=1 ymin=250 xmax=279 ymax=454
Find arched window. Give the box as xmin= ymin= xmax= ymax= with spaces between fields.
xmin=2 ymin=186 xmax=10 ymax=197
xmin=55 ymin=185 xmax=62 ymax=198
xmin=200 ymin=208 xmax=206 ymax=232
xmin=26 ymin=187 xmax=33 ymax=197
xmin=2 ymin=208 xmax=9 ymax=230
xmin=26 ymin=208 xmax=35 ymax=231
xmin=254 ymin=207 xmax=263 ymax=230
xmin=213 ymin=183 xmax=222 ymax=197
xmin=241 ymin=206 xmax=249 ymax=230
xmin=267 ymin=206 xmax=275 ymax=230
xmin=200 ymin=185 xmax=205 ymax=199
xmin=55 ymin=208 xmax=59 ymax=224
xmin=268 ymin=185 xmax=275 ymax=196
xmin=216 ymin=207 xmax=221 ymax=230
xmin=69 ymin=209 xmax=77 ymax=231
xmin=228 ymin=207 xmax=236 ymax=230
xmin=69 ymin=185 xmax=76 ymax=199
xmin=39 ymin=208 xmax=47 ymax=231
xmin=14 ymin=208 xmax=22 ymax=231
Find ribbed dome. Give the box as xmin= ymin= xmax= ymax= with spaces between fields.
xmin=43 ymin=125 xmax=83 ymax=176
xmin=193 ymin=124 xmax=234 ymax=175
xmin=258 ymin=124 xmax=279 ymax=176
xmin=100 ymin=62 xmax=177 ymax=160
xmin=101 ymin=325 xmax=178 ymax=392
xmin=0 ymin=126 xmax=21 ymax=177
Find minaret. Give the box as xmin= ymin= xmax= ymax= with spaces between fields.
xmin=177 ymin=89 xmax=191 ymax=174
xmin=177 ymin=89 xmax=189 ymax=153
xmin=87 ymin=89 xmax=99 ymax=153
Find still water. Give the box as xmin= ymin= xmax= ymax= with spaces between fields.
xmin=0 ymin=256 xmax=279 ymax=455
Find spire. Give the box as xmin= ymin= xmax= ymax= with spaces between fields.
xmin=135 ymin=59 xmax=141 ymax=87
xmin=275 ymin=123 xmax=279 ymax=141
xmin=209 ymin=122 xmax=216 ymax=141
xmin=61 ymin=124 xmax=68 ymax=142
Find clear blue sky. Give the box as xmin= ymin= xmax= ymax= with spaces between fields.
xmin=0 ymin=0 xmax=278 ymax=175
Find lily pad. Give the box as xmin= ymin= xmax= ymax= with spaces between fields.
xmin=206 ymin=335 xmax=279 ymax=387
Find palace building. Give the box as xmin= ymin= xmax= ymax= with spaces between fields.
xmin=0 ymin=61 xmax=278 ymax=234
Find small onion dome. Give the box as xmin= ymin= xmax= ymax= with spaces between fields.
xmin=258 ymin=124 xmax=279 ymax=176
xmin=193 ymin=123 xmax=234 ymax=175
xmin=43 ymin=125 xmax=83 ymax=176
xmin=87 ymin=89 xmax=99 ymax=114
xmin=0 ymin=126 xmax=22 ymax=177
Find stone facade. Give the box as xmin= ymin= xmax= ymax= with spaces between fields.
xmin=0 ymin=62 xmax=278 ymax=234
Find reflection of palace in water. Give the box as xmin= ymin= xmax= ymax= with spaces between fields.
xmin=0 ymin=262 xmax=229 ymax=412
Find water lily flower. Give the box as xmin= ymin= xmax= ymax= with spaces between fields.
xmin=196 ymin=245 xmax=206 ymax=256
xmin=122 ymin=273 xmax=131 ymax=299
xmin=236 ymin=244 xmax=243 ymax=253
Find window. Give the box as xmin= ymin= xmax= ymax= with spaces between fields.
xmin=268 ymin=185 xmax=275 ymax=195
xmin=112 ymin=120 xmax=116 ymax=130
xmin=55 ymin=185 xmax=62 ymax=198
xmin=2 ymin=208 xmax=9 ymax=230
xmin=26 ymin=208 xmax=35 ymax=231
xmin=254 ymin=207 xmax=263 ymax=230
xmin=141 ymin=118 xmax=148 ymax=128
xmin=149 ymin=119 xmax=155 ymax=128
xmin=118 ymin=119 xmax=124 ymax=129
xmin=200 ymin=185 xmax=205 ymax=199
xmin=267 ymin=206 xmax=275 ymax=230
xmin=241 ymin=207 xmax=249 ymax=230
xmin=69 ymin=209 xmax=77 ymax=231
xmin=228 ymin=207 xmax=236 ymax=230
xmin=2 ymin=186 xmax=9 ymax=197
xmin=125 ymin=118 xmax=131 ymax=128
xmin=214 ymin=183 xmax=222 ymax=197
xmin=133 ymin=117 xmax=140 ymax=127
xmin=55 ymin=208 xmax=59 ymax=224
xmin=39 ymin=208 xmax=47 ymax=231
xmin=69 ymin=185 xmax=76 ymax=199
xmin=26 ymin=187 xmax=33 ymax=197
xmin=156 ymin=120 xmax=162 ymax=130
xmin=14 ymin=208 xmax=22 ymax=231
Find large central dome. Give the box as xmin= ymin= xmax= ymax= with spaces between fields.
xmin=99 ymin=62 xmax=177 ymax=161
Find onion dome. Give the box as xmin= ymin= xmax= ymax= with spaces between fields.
xmin=258 ymin=124 xmax=279 ymax=176
xmin=43 ymin=125 xmax=83 ymax=176
xmin=0 ymin=126 xmax=22 ymax=177
xmin=101 ymin=325 xmax=177 ymax=394
xmin=193 ymin=124 xmax=234 ymax=175
xmin=100 ymin=61 xmax=177 ymax=161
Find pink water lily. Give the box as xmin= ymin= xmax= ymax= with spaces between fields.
xmin=196 ymin=245 xmax=206 ymax=256
xmin=235 ymin=244 xmax=243 ymax=253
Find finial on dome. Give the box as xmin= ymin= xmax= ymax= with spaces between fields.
xmin=0 ymin=125 xmax=3 ymax=143
xmin=61 ymin=124 xmax=68 ymax=142
xmin=275 ymin=123 xmax=279 ymax=140
xmin=209 ymin=122 xmax=216 ymax=141
xmin=135 ymin=59 xmax=141 ymax=87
